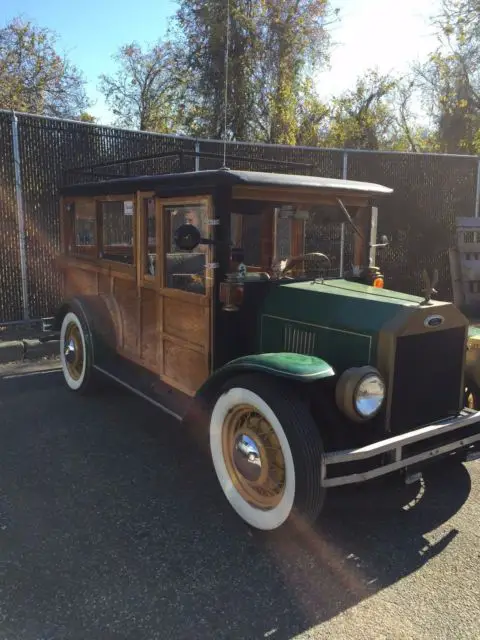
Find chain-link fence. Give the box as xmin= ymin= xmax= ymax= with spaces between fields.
xmin=0 ymin=109 xmax=478 ymax=322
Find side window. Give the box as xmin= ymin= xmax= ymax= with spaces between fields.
xmin=229 ymin=212 xmax=264 ymax=270
xmin=275 ymin=209 xmax=292 ymax=261
xmin=241 ymin=215 xmax=262 ymax=265
xmin=100 ymin=199 xmax=135 ymax=264
xmin=164 ymin=203 xmax=209 ymax=295
xmin=71 ymin=199 xmax=97 ymax=255
xmin=144 ymin=197 xmax=156 ymax=276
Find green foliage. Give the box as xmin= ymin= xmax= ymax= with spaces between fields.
xmin=172 ymin=0 xmax=263 ymax=139
xmin=78 ymin=112 xmax=96 ymax=123
xmin=413 ymin=0 xmax=480 ymax=153
xmin=6 ymin=4 xmax=475 ymax=156
xmin=322 ymin=71 xmax=397 ymax=150
xmin=295 ymin=77 xmax=330 ymax=146
xmin=261 ymin=0 xmax=333 ymax=144
xmin=0 ymin=16 xmax=90 ymax=117
xmin=172 ymin=0 xmax=334 ymax=143
xmin=99 ymin=40 xmax=188 ymax=132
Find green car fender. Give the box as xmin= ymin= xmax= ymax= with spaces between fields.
xmin=195 ymin=352 xmax=336 ymax=403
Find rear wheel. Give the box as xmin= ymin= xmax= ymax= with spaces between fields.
xmin=209 ymin=374 xmax=325 ymax=531
xmin=60 ymin=311 xmax=95 ymax=393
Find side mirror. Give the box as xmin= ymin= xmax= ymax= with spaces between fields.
xmin=174 ymin=224 xmax=201 ymax=251
xmin=371 ymin=234 xmax=390 ymax=249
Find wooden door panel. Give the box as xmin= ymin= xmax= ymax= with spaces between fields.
xmin=140 ymin=287 xmax=159 ymax=370
xmin=65 ymin=267 xmax=98 ymax=298
xmin=163 ymin=339 xmax=208 ymax=395
xmin=163 ymin=295 xmax=209 ymax=347
xmin=113 ymin=277 xmax=138 ymax=356
xmin=134 ymin=193 xmax=213 ymax=394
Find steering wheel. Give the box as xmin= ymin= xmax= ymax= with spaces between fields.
xmin=280 ymin=252 xmax=331 ymax=279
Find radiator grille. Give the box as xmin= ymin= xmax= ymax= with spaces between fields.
xmin=389 ymin=327 xmax=466 ymax=433
xmin=283 ymin=325 xmax=316 ymax=355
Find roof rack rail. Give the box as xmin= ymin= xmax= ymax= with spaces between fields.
xmin=63 ymin=149 xmax=317 ymax=184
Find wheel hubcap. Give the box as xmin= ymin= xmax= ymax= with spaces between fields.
xmin=233 ymin=434 xmax=262 ymax=482
xmin=64 ymin=338 xmax=76 ymax=364
xmin=222 ymin=405 xmax=286 ymax=510
xmin=63 ymin=322 xmax=84 ymax=381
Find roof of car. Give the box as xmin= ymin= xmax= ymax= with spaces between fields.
xmin=60 ymin=168 xmax=393 ymax=197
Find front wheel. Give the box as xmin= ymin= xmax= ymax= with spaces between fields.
xmin=209 ymin=374 xmax=325 ymax=531
xmin=465 ymin=378 xmax=480 ymax=410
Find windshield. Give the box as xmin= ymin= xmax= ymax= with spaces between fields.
xmin=229 ymin=201 xmax=356 ymax=280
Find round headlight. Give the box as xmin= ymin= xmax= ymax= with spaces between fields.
xmin=354 ymin=374 xmax=385 ymax=418
xmin=335 ymin=366 xmax=386 ymax=422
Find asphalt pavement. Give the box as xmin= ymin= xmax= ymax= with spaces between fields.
xmin=0 ymin=360 xmax=479 ymax=640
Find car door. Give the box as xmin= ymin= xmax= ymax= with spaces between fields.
xmin=137 ymin=193 xmax=214 ymax=396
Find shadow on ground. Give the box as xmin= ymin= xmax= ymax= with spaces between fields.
xmin=0 ymin=371 xmax=472 ymax=640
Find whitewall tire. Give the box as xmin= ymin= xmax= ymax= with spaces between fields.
xmin=209 ymin=374 xmax=325 ymax=531
xmin=60 ymin=311 xmax=92 ymax=392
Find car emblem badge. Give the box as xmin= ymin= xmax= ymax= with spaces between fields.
xmin=424 ymin=315 xmax=444 ymax=328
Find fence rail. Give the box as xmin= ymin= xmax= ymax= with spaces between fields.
xmin=0 ymin=108 xmax=479 ymax=323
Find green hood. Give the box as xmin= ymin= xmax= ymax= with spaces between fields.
xmin=259 ymin=279 xmax=464 ymax=373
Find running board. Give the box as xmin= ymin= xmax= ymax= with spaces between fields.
xmin=93 ymin=355 xmax=190 ymax=422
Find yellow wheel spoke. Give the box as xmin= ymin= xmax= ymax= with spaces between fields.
xmin=64 ymin=323 xmax=84 ymax=381
xmin=222 ymin=404 xmax=286 ymax=511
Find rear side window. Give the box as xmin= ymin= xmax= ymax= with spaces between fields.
xmin=99 ymin=200 xmax=135 ymax=265
xmin=67 ymin=199 xmax=97 ymax=256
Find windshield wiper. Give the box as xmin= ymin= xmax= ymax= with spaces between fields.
xmin=336 ymin=198 xmax=364 ymax=240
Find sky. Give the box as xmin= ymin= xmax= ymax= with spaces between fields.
xmin=1 ymin=0 xmax=441 ymax=125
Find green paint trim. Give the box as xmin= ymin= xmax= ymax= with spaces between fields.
xmin=283 ymin=279 xmax=424 ymax=306
xmin=197 ymin=352 xmax=336 ymax=399
xmin=260 ymin=314 xmax=373 ymax=362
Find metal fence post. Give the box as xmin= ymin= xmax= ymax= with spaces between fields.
xmin=339 ymin=151 xmax=348 ymax=277
xmin=195 ymin=140 xmax=200 ymax=172
xmin=475 ymin=156 xmax=480 ymax=217
xmin=11 ymin=111 xmax=29 ymax=320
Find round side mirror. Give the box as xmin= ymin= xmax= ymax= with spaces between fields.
xmin=174 ymin=224 xmax=201 ymax=251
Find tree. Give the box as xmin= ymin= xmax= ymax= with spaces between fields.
xmin=78 ymin=112 xmax=96 ymax=123
xmin=322 ymin=70 xmax=398 ymax=149
xmin=0 ymin=16 xmax=90 ymax=117
xmin=295 ymin=77 xmax=330 ymax=146
xmin=172 ymin=0 xmax=335 ymax=142
xmin=173 ymin=0 xmax=261 ymax=140
xmin=99 ymin=40 xmax=187 ymax=132
xmin=260 ymin=0 xmax=334 ymax=144
xmin=412 ymin=0 xmax=480 ymax=153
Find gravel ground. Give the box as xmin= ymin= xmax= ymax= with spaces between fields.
xmin=0 ymin=361 xmax=479 ymax=640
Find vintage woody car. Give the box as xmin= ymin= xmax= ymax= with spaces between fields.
xmin=54 ymin=164 xmax=480 ymax=531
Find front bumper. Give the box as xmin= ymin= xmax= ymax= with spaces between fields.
xmin=322 ymin=409 xmax=480 ymax=487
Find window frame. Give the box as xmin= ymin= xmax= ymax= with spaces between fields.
xmin=62 ymin=193 xmax=137 ymax=275
xmin=159 ymin=195 xmax=214 ymax=300
xmin=96 ymin=193 xmax=136 ymax=271
xmin=136 ymin=191 xmax=158 ymax=289
xmin=229 ymin=203 xmax=276 ymax=272
xmin=64 ymin=196 xmax=98 ymax=260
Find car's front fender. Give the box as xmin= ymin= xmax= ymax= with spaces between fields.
xmin=195 ymin=352 xmax=335 ymax=403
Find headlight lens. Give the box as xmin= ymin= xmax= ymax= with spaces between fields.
xmin=354 ymin=374 xmax=385 ymax=418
